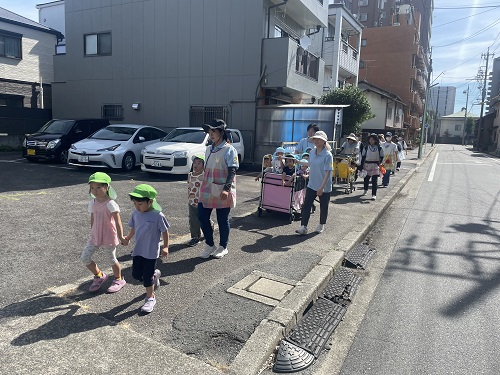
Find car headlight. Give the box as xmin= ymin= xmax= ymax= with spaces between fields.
xmin=23 ymin=138 xmax=27 ymax=147
xmin=172 ymin=151 xmax=188 ymax=158
xmin=141 ymin=148 xmax=147 ymax=155
xmin=70 ymin=144 xmax=76 ymax=150
xmin=97 ymin=144 xmax=121 ymax=152
xmin=46 ymin=139 xmax=61 ymax=149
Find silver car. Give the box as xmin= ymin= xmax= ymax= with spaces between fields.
xmin=68 ymin=124 xmax=167 ymax=171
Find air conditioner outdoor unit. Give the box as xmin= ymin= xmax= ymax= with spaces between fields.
xmin=393 ymin=22 xmax=400 ymax=26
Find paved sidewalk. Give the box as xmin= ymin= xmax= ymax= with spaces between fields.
xmin=0 ymin=146 xmax=434 ymax=375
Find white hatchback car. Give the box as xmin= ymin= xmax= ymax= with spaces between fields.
xmin=141 ymin=127 xmax=245 ymax=175
xmin=68 ymin=124 xmax=167 ymax=171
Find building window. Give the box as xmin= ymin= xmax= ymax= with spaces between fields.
xmin=361 ymin=39 xmax=367 ymax=47
xmin=102 ymin=104 xmax=123 ymax=120
xmin=190 ymin=106 xmax=228 ymax=127
xmin=0 ymin=94 xmax=23 ymax=107
xmin=359 ymin=0 xmax=369 ymax=6
xmin=387 ymin=107 xmax=392 ymax=120
xmin=0 ymin=30 xmax=22 ymax=59
xmin=455 ymin=124 xmax=461 ymax=131
xmin=359 ymin=13 xmax=368 ymax=21
xmin=85 ymin=32 xmax=112 ymax=55
xmin=380 ymin=11 xmax=386 ymax=19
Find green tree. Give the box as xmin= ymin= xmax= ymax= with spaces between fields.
xmin=465 ymin=116 xmax=475 ymax=135
xmin=319 ymin=85 xmax=374 ymax=135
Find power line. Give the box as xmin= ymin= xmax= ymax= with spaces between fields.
xmin=434 ymin=5 xmax=500 ymax=9
xmin=433 ymin=6 xmax=500 ymax=28
xmin=433 ymin=19 xmax=500 ymax=48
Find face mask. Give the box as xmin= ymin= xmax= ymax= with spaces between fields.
xmin=386 ymin=137 xmax=392 ymax=141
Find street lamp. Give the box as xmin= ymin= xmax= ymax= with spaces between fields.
xmin=462 ymin=86 xmax=469 ymax=146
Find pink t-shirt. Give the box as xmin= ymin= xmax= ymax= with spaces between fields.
xmin=87 ymin=199 xmax=120 ymax=247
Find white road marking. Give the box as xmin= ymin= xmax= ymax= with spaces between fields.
xmin=438 ymin=163 xmax=490 ymax=166
xmin=428 ymin=152 xmax=438 ymax=181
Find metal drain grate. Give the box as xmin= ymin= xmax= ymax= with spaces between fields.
xmin=322 ymin=267 xmax=361 ymax=303
xmin=273 ymin=339 xmax=315 ymax=373
xmin=343 ymin=244 xmax=375 ymax=269
xmin=287 ymin=298 xmax=347 ymax=358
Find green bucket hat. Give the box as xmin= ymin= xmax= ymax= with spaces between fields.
xmin=129 ymin=184 xmax=162 ymax=211
xmin=191 ymin=154 xmax=206 ymax=163
xmin=88 ymin=172 xmax=117 ymax=199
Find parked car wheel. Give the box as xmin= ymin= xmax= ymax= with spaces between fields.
xmin=58 ymin=149 xmax=69 ymax=164
xmin=26 ymin=157 xmax=38 ymax=163
xmin=122 ymin=152 xmax=136 ymax=171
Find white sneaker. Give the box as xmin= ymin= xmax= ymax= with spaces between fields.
xmin=295 ymin=225 xmax=308 ymax=235
xmin=315 ymin=224 xmax=325 ymax=233
xmin=153 ymin=269 xmax=161 ymax=290
xmin=199 ymin=244 xmax=216 ymax=259
xmin=371 ymin=195 xmax=376 ymax=200
xmin=362 ymin=190 xmax=368 ymax=196
xmin=212 ymin=246 xmax=228 ymax=259
xmin=141 ymin=297 xmax=156 ymax=313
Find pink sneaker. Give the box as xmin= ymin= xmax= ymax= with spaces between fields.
xmin=89 ymin=273 xmax=108 ymax=292
xmin=107 ymin=278 xmax=126 ymax=293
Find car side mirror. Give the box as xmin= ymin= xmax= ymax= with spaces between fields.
xmin=136 ymin=136 xmax=146 ymax=143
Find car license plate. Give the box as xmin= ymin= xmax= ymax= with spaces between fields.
xmin=152 ymin=160 xmax=162 ymax=167
xmin=27 ymin=149 xmax=36 ymax=156
xmin=78 ymin=155 xmax=89 ymax=163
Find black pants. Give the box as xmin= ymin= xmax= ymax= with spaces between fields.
xmin=396 ymin=161 xmax=401 ymax=169
xmin=132 ymin=256 xmax=157 ymax=288
xmin=301 ymin=187 xmax=331 ymax=227
xmin=363 ymin=175 xmax=378 ymax=195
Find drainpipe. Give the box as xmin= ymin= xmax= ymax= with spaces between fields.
xmin=267 ymin=0 xmax=289 ymax=38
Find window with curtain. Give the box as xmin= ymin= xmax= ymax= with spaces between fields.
xmin=0 ymin=31 xmax=22 ymax=59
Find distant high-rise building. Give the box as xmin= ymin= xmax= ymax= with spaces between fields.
xmin=487 ymin=57 xmax=500 ymax=113
xmin=429 ymin=86 xmax=456 ymax=117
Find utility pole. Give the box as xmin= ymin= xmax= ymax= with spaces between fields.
xmin=476 ymin=48 xmax=493 ymax=150
xmin=462 ymin=85 xmax=469 ymax=146
xmin=432 ymin=86 xmax=440 ymax=146
xmin=418 ymin=56 xmax=432 ymax=159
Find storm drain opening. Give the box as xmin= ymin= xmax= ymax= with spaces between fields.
xmin=322 ymin=267 xmax=361 ymax=304
xmin=343 ymin=243 xmax=375 ymax=269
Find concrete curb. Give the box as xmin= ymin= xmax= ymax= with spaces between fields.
xmin=229 ymin=148 xmax=435 ymax=375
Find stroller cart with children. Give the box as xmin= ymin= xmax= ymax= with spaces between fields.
xmin=257 ymin=154 xmax=305 ymax=224
xmin=333 ymin=155 xmax=356 ymax=194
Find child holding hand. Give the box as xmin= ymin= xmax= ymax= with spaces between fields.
xmin=81 ymin=172 xmax=126 ymax=293
xmin=188 ymin=154 xmax=206 ymax=246
xmin=122 ymin=184 xmax=169 ymax=313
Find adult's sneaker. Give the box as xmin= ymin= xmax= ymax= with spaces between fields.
xmin=188 ymin=238 xmax=200 ymax=247
xmin=212 ymin=246 xmax=228 ymax=259
xmin=315 ymin=224 xmax=325 ymax=233
xmin=107 ymin=278 xmax=126 ymax=293
xmin=153 ymin=269 xmax=161 ymax=290
xmin=200 ymin=244 xmax=217 ymax=259
xmin=89 ymin=273 xmax=108 ymax=292
xmin=295 ymin=225 xmax=308 ymax=235
xmin=141 ymin=297 xmax=156 ymax=313
xmin=371 ymin=195 xmax=377 ymax=200
xmin=362 ymin=190 xmax=368 ymax=196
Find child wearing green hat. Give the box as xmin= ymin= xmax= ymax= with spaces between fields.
xmin=81 ymin=172 xmax=126 ymax=293
xmin=122 ymin=184 xmax=169 ymax=313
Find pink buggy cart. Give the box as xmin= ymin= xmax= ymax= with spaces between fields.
xmin=257 ymin=172 xmax=305 ymax=224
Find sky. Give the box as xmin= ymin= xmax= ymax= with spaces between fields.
xmin=1 ymin=0 xmax=500 ymax=117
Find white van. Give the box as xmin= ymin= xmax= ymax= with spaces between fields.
xmin=141 ymin=127 xmax=244 ymax=175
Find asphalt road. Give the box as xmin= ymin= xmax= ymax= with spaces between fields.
xmin=0 ymin=148 xmax=430 ymax=373
xmin=296 ymin=145 xmax=500 ymax=375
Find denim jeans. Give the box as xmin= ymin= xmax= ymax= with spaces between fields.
xmin=382 ymin=170 xmax=392 ymax=186
xmin=198 ymin=203 xmax=230 ymax=248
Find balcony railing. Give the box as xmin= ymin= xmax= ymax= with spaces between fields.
xmin=296 ymin=46 xmax=320 ymax=81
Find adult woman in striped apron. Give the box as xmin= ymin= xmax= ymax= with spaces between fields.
xmin=198 ymin=119 xmax=239 ymax=259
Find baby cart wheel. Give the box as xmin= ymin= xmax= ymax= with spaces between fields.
xmin=289 ymin=213 xmax=294 ymax=224
xmin=258 ymin=207 xmax=263 ymax=217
